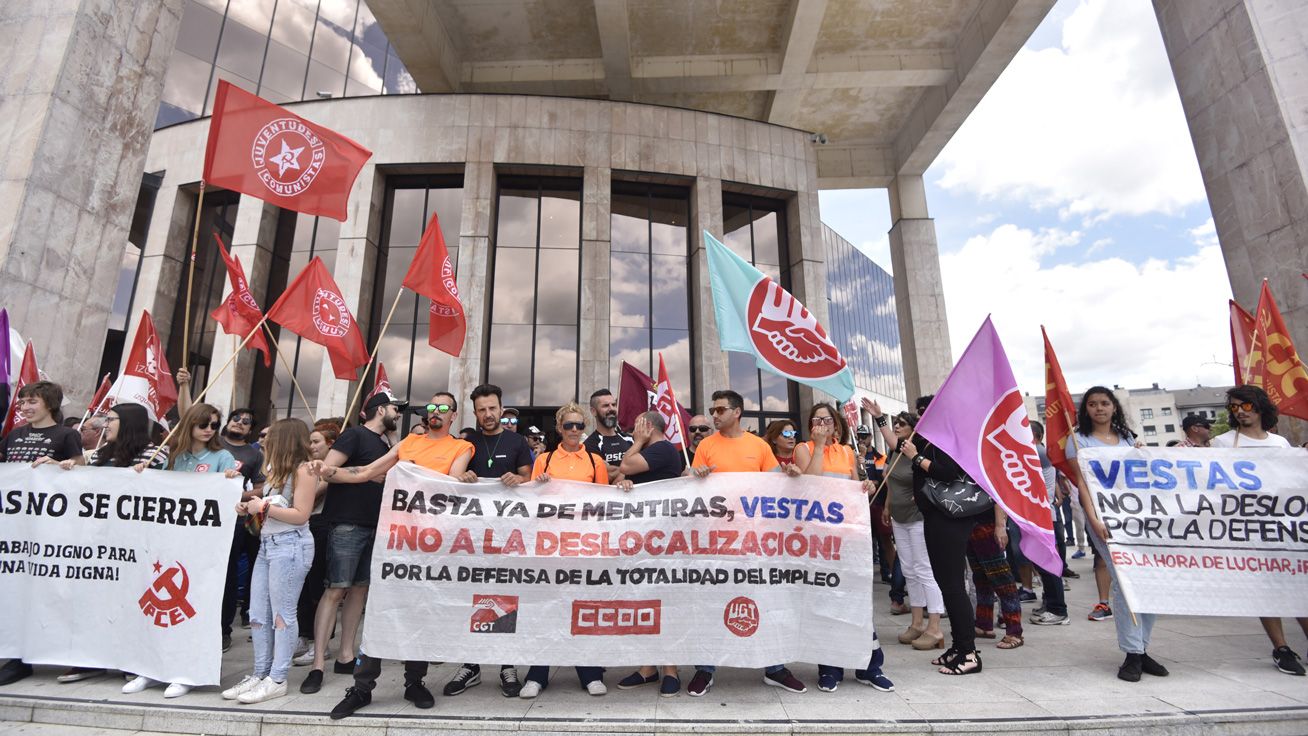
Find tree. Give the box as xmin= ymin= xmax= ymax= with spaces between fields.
xmin=1210 ymin=410 xmax=1231 ymax=437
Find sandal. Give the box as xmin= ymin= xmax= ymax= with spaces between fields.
xmin=997 ymin=635 xmax=1024 ymax=650
xmin=938 ymin=650 xmax=982 ymax=675
xmin=974 ymin=627 xmax=996 ymax=639
xmin=931 ymin=647 xmax=959 ymax=667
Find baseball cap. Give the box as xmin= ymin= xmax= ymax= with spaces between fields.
xmin=855 ymin=424 xmax=871 ymax=437
xmin=1181 ymin=414 xmax=1211 ymax=430
xmin=363 ymin=391 xmax=408 ymax=415
xmin=527 ymin=425 xmax=543 ymax=436
xmin=502 ymin=407 xmax=520 ymax=416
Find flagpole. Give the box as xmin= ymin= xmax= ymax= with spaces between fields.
xmin=229 ymin=334 xmax=238 ymax=412
xmin=261 ymin=322 xmax=314 ymax=421
xmin=143 ymin=312 xmax=271 ymax=468
xmin=75 ymin=373 xmax=110 ymax=431
xmin=345 ymin=288 xmax=403 ymax=426
xmin=181 ymin=182 xmax=207 ymax=366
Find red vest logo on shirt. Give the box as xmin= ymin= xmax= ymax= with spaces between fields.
xmin=312 ymin=288 xmax=351 ymax=338
xmin=571 ymin=600 xmax=661 ymax=636
xmin=139 ymin=561 xmax=197 ymax=628
xmin=251 ymin=118 xmax=326 ymax=197
xmin=470 ymin=594 xmax=518 ymax=633
xmin=979 ymin=389 xmax=1049 ymax=513
xmin=746 ymin=279 xmax=846 ymax=380
xmin=723 ymin=595 xmax=759 ymax=637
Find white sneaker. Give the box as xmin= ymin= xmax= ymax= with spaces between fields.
xmin=586 ymin=680 xmax=607 ymax=696
xmin=237 ymin=676 xmax=288 ymax=704
xmin=122 ymin=676 xmax=159 ymax=694
xmin=222 ymin=674 xmax=262 ymax=700
xmin=293 ymin=638 xmax=312 ymax=659
xmin=292 ymin=646 xmax=319 ymax=667
xmin=519 ymin=680 xmax=542 ymax=699
xmin=163 ymin=682 xmax=192 ymax=698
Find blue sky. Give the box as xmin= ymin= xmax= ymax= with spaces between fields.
xmin=818 ymin=0 xmax=1233 ymax=398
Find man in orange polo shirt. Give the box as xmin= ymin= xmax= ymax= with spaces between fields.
xmin=318 ymin=391 xmax=473 ymax=719
xmin=686 ymin=389 xmax=805 ymax=697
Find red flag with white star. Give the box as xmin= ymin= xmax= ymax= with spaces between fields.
xmin=266 ymin=257 xmax=369 ymax=381
xmin=203 ymin=80 xmax=372 ymax=222
xmin=402 ymin=214 xmax=466 ymax=357
xmin=209 ymin=233 xmax=271 ymax=366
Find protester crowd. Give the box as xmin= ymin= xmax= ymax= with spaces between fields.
xmin=0 ymin=374 xmax=1305 ymax=719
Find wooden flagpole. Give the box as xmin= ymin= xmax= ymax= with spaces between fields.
xmin=181 ymin=182 xmax=206 ymax=366
xmin=344 ymin=288 xmax=404 ymax=426
xmin=261 ymin=322 xmax=314 ymax=421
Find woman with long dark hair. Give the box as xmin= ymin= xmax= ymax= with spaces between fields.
xmin=1069 ymin=386 xmax=1167 ymax=682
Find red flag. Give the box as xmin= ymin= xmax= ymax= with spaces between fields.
xmin=841 ymin=400 xmax=860 ymax=435
xmin=402 ymin=214 xmax=466 ymax=357
xmin=107 ymin=312 xmax=178 ymax=428
xmin=618 ymin=360 xmax=691 ymax=435
xmin=266 ymin=257 xmax=369 ymax=381
xmin=2 ymin=343 xmax=39 ymax=435
xmin=209 ymin=233 xmax=271 ymax=366
xmin=1250 ymin=281 xmax=1308 ymax=420
xmin=203 ymin=80 xmax=372 ymax=222
xmin=87 ymin=373 xmax=113 ymax=416
xmin=364 ymin=363 xmax=392 ymax=409
xmin=1041 ymin=326 xmax=1081 ymax=486
xmin=653 ymin=353 xmax=688 ymax=449
xmin=1229 ymin=300 xmax=1256 ymax=385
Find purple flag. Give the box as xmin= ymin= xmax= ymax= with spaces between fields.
xmin=0 ymin=309 xmax=9 ymax=419
xmin=915 ymin=317 xmax=1060 ymax=574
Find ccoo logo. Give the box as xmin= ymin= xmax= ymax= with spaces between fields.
xmin=746 ymin=279 xmax=845 ymax=380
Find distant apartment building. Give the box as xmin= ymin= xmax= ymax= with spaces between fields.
xmin=1024 ymin=383 xmax=1234 ymax=447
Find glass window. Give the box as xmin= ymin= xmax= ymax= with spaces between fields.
xmin=165 ymin=191 xmax=239 ymax=391
xmin=610 ymin=252 xmax=649 ymax=328
xmin=270 ymin=0 xmax=317 ymax=51
xmin=1164 ymin=424 xmax=1175 ymax=433
xmin=215 ymin=19 xmax=269 ymax=83
xmin=310 ymin=10 xmax=355 ymax=73
xmin=157 ymin=49 xmax=212 ymax=123
xmin=304 ymin=59 xmax=346 ymax=99
xmin=1161 ymin=407 xmax=1172 ymax=416
xmin=384 ymin=49 xmax=417 ymax=94
xmin=269 ymin=212 xmax=340 ymax=422
xmin=488 ymin=177 xmax=582 ymax=409
xmin=176 ymin=0 xmax=224 ymax=61
xmin=1143 ymin=425 xmax=1157 ymax=436
xmin=1141 ymin=408 xmax=1154 ymax=420
xmin=261 ymin=40 xmax=310 ymax=100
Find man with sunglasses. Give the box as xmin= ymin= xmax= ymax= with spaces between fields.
xmin=443 ymin=383 xmax=533 ymax=698
xmin=584 ymin=389 xmax=633 ymax=481
xmin=686 ymin=414 xmax=711 ymax=454
xmin=501 ymin=406 xmax=522 ymax=433
xmin=684 ymin=389 xmax=806 ymax=697
xmin=1209 ymin=385 xmax=1306 ymax=676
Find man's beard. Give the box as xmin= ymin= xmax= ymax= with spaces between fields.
xmin=427 ymin=416 xmax=444 ymax=431
xmin=223 ymin=427 xmax=247 ymax=441
xmin=481 ymin=415 xmax=499 ymax=431
xmin=600 ymin=413 xmax=617 ymax=429
xmin=382 ymin=414 xmax=398 ymax=432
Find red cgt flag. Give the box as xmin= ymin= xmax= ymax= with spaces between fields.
xmin=1041 ymin=326 xmax=1081 ymax=486
xmin=1250 ymin=281 xmax=1308 ymax=420
xmin=402 ymin=214 xmax=466 ymax=357
xmin=1229 ymin=299 xmax=1256 ymax=386
xmin=654 ymin=353 xmax=688 ymax=449
xmin=87 ymin=372 xmax=113 ymax=417
xmin=267 ymin=257 xmax=369 ymax=381
xmin=209 ymin=233 xmax=271 ymax=366
xmin=204 ymin=80 xmax=372 ymax=222
xmin=2 ymin=343 xmax=39 ymax=435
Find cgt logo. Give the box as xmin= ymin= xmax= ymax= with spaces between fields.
xmin=470 ymin=594 xmax=518 ymax=633
xmin=571 ymin=600 xmax=661 ymax=636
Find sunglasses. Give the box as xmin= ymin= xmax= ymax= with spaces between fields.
xmin=812 ymin=417 xmax=834 ymax=425
xmin=709 ymin=406 xmax=733 ymax=415
xmin=425 ymin=403 xmax=453 ymax=414
xmin=500 ymin=417 xmax=519 ymax=425
xmin=780 ymin=429 xmax=796 ymax=438
xmin=1227 ymin=401 xmax=1254 ymax=413
xmin=231 ymin=416 xmax=252 ymax=425
xmin=200 ymin=421 xmax=221 ymax=431
xmin=561 ymin=421 xmax=585 ymax=431
xmin=892 ymin=421 xmax=907 ymax=428
xmin=689 ymin=425 xmax=711 ymax=433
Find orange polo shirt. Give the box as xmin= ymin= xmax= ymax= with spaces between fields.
xmin=398 ymin=433 xmax=474 ymax=475
xmin=531 ymin=446 xmax=610 ymax=484
xmin=799 ymin=441 xmax=857 ymax=478
xmin=691 ymin=432 xmax=779 ymax=473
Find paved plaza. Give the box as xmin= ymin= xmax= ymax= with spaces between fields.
xmin=1 ymin=554 xmax=1305 ymax=735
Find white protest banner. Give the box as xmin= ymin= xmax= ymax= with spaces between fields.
xmin=0 ymin=464 xmax=237 ymax=685
xmin=1080 ymin=446 xmax=1308 ymax=617
xmin=361 ymin=463 xmax=874 ymax=668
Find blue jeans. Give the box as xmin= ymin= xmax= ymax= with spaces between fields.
xmin=250 ymin=527 xmax=313 ymax=683
xmin=1087 ymin=529 xmax=1154 ymax=654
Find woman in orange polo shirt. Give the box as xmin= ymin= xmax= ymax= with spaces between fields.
xmin=795 ymin=403 xmax=895 ymax=694
xmin=521 ymin=403 xmax=608 ymax=699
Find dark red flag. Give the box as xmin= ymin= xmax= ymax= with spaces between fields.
xmin=618 ymin=360 xmax=691 ymax=434
xmin=203 ymin=80 xmax=372 ymax=221
xmin=1041 ymin=327 xmax=1081 ymax=486
xmin=1230 ymin=299 xmax=1256 ymax=386
xmin=402 ymin=214 xmax=466 ymax=357
xmin=209 ymin=233 xmax=271 ymax=366
xmin=2 ymin=343 xmax=39 ymax=435
xmin=266 ymin=257 xmax=369 ymax=381
xmin=1250 ymin=281 xmax=1308 ymax=420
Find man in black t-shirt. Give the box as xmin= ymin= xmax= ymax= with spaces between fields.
xmin=619 ymin=411 xmax=685 ymax=484
xmin=218 ymin=407 xmax=265 ymax=647
xmin=584 ymin=388 xmax=632 ymax=479
xmin=0 ymin=381 xmax=82 ymax=687
xmin=445 ymin=384 xmax=532 ymax=698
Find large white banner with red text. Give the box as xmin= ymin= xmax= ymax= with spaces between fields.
xmin=0 ymin=465 xmax=237 ymax=685
xmin=361 ymin=463 xmax=875 ymax=667
xmin=1081 ymin=447 xmax=1308 ymax=616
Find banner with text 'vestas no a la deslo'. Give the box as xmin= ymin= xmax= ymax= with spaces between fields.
xmin=1080 ymin=447 xmax=1308 ymax=617
xmin=0 ymin=465 xmax=237 ymax=685
xmin=361 ymin=463 xmax=875 ymax=668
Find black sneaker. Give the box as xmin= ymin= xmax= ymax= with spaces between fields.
xmin=617 ymin=671 xmax=659 ymax=689
xmin=763 ymin=668 xmax=806 ymax=693
xmin=1139 ymin=654 xmax=1169 ymax=677
xmin=443 ymin=664 xmax=481 ymax=696
xmin=499 ymin=666 xmax=521 ymax=697
xmin=300 ymin=668 xmax=323 ymax=694
xmin=659 ymin=675 xmax=680 ymax=697
xmin=0 ymin=660 xmax=33 ymax=687
xmin=686 ymin=670 xmax=713 ymax=697
xmin=1273 ymin=646 xmax=1306 ymax=676
xmin=1118 ymin=653 xmax=1142 ymax=682
xmin=222 ymin=635 xmax=232 ymax=653
xmin=330 ymin=686 xmax=371 ymax=719
xmin=333 ymin=659 xmax=356 ymax=675
xmin=404 ymin=680 xmax=435 ymax=709
xmin=1018 ymin=588 xmax=1038 ymax=603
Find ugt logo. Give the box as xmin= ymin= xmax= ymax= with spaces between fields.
xmin=139 ymin=561 xmax=196 ymax=628
xmin=470 ymin=594 xmax=518 ymax=633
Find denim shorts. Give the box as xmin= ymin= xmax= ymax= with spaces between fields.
xmin=326 ymin=523 xmax=375 ymax=588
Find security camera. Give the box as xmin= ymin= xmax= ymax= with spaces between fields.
xmin=809 ymin=133 xmax=828 ymax=145
xmin=316 ymin=91 xmax=334 ymax=99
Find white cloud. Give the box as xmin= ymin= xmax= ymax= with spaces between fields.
xmin=933 ymin=0 xmax=1206 ymax=224
xmin=857 ymin=234 xmax=891 ymax=273
xmin=1189 ymin=217 xmax=1218 ymax=247
xmin=940 ymin=223 xmax=1233 ymax=396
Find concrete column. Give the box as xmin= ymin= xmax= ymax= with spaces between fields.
xmin=126 ymin=183 xmax=192 ymax=374
xmin=1154 ymin=0 xmax=1308 ymax=426
xmin=205 ymin=198 xmax=279 ymax=413
xmin=447 ymin=160 xmax=495 ymax=406
xmin=690 ymin=176 xmax=728 ymax=408
xmin=317 ymin=166 xmax=384 ymax=418
xmin=0 ymin=0 xmax=181 ymax=405
xmin=887 ymin=175 xmax=952 ymax=402
xmin=579 ymin=165 xmax=612 ymax=394
xmin=786 ymin=186 xmax=829 ymax=417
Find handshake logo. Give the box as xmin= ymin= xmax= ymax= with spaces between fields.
xmin=470 ymin=594 xmax=518 ymax=633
